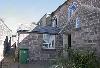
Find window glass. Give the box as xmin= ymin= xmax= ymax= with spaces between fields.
xmin=43 ymin=34 xmax=50 ymax=43
xmin=43 ymin=34 xmax=55 ymax=49
xmin=76 ymin=17 xmax=80 ymax=28
xmin=68 ymin=2 xmax=77 ymax=18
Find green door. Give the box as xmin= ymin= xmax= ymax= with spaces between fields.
xmin=19 ymin=49 xmax=28 ymax=64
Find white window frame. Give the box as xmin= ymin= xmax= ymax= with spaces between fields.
xmin=43 ymin=34 xmax=55 ymax=49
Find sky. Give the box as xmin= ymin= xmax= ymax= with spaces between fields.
xmin=0 ymin=0 xmax=66 ymax=34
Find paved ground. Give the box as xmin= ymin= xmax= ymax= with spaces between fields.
xmin=1 ymin=56 xmax=52 ymax=68
xmin=2 ymin=63 xmax=48 ymax=68
xmin=18 ymin=62 xmax=50 ymax=68
xmin=14 ymin=60 xmax=51 ymax=68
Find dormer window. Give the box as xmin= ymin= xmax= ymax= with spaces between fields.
xmin=68 ymin=2 xmax=78 ymax=18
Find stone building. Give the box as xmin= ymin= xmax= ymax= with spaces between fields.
xmin=18 ymin=0 xmax=100 ymax=62
xmin=53 ymin=0 xmax=100 ymax=57
xmin=69 ymin=0 xmax=100 ymax=52
xmin=0 ymin=18 xmax=12 ymax=61
xmin=18 ymin=14 xmax=62 ymax=61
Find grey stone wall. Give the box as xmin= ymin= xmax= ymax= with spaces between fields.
xmin=78 ymin=0 xmax=100 ymax=8
xmin=63 ymin=0 xmax=100 ymax=56
xmin=50 ymin=2 xmax=68 ymax=56
xmin=52 ymin=0 xmax=100 ymax=57
xmin=19 ymin=33 xmax=57 ymax=61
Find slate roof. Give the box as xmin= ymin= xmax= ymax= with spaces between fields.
xmin=31 ymin=26 xmax=60 ymax=35
xmin=17 ymin=26 xmax=60 ymax=35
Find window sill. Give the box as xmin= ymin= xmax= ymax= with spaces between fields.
xmin=74 ymin=27 xmax=81 ymax=31
xmin=42 ymin=47 xmax=55 ymax=50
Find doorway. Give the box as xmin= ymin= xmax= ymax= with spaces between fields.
xmin=68 ymin=34 xmax=71 ymax=49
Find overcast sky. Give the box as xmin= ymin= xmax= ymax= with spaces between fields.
xmin=0 ymin=0 xmax=65 ymax=34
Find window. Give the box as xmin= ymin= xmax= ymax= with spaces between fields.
xmin=75 ymin=17 xmax=80 ymax=28
xmin=43 ymin=34 xmax=50 ymax=43
xmin=43 ymin=34 xmax=55 ymax=49
xmin=52 ymin=16 xmax=57 ymax=27
xmin=68 ymin=2 xmax=77 ymax=18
